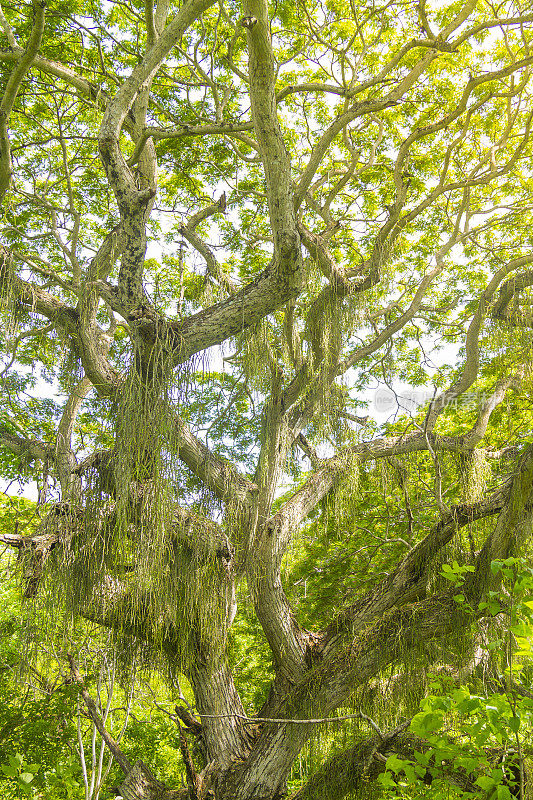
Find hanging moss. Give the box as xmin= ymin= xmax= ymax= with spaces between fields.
xmin=326 ymin=456 xmax=360 ymax=536
xmin=0 ymin=253 xmax=22 ymax=347
xmin=304 ymin=285 xmax=344 ymax=372
xmin=463 ymin=449 xmax=492 ymax=503
xmin=236 ymin=317 xmax=277 ymax=392
xmin=30 ymin=330 xmax=232 ymax=675
xmin=0 ymin=247 xmax=15 ymax=311
xmin=58 ymin=338 xmax=83 ymax=391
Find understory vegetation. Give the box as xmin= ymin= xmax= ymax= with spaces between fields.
xmin=2 ymin=0 xmax=533 ymax=797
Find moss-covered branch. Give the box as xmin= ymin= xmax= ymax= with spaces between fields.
xmin=0 ymin=0 xmax=46 ymax=202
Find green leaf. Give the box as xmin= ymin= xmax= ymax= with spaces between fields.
xmin=508 ymin=715 xmax=521 ymax=732
xmin=385 ymin=753 xmax=409 ymax=774
xmin=456 ymin=756 xmax=483 ymax=772
xmin=410 ymin=711 xmax=444 ymax=736
xmin=496 ymin=786 xmax=513 ymax=800
xmin=476 ymin=775 xmax=496 ymax=792
xmin=377 ymin=771 xmax=395 ymax=788
xmin=413 ymin=749 xmax=431 ymax=766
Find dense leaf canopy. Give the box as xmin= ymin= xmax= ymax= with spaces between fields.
xmin=1 ymin=0 xmax=533 ymax=797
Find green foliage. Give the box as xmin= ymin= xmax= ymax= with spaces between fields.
xmin=0 ymin=754 xmax=41 ymax=799
xmin=0 ymin=559 xmax=79 ymax=799
xmin=229 ymin=583 xmax=276 ymax=711
xmin=377 ymin=559 xmax=533 ymax=800
xmin=44 ymin=756 xmax=83 ymax=800
xmin=1 ymin=0 xmax=533 ymax=797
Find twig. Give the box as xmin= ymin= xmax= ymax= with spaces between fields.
xmin=67 ymin=654 xmax=132 ymax=776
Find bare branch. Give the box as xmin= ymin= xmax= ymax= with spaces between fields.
xmin=55 ymin=377 xmax=92 ymax=497
xmin=179 ymin=194 xmax=235 ymax=293
xmin=67 ymin=654 xmax=133 ymax=776
xmin=425 ymin=254 xmax=533 ymax=430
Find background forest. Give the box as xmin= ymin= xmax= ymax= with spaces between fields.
xmin=1 ymin=0 xmax=533 ymax=797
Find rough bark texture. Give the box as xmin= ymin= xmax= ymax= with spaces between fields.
xmin=1 ymin=0 xmax=533 ymax=797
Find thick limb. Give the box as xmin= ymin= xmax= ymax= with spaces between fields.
xmin=0 ymin=0 xmax=46 ymax=201
xmin=55 ymin=377 xmax=92 ymax=499
xmin=230 ymin=444 xmax=533 ymax=799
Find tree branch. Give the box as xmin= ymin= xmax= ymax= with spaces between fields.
xmin=289 ymin=725 xmax=477 ymax=800
xmin=0 ymin=428 xmax=54 ymax=463
xmin=175 ymin=414 xmax=257 ymax=506
xmin=321 ymin=478 xmax=513 ymax=651
xmin=179 ymin=194 xmax=235 ymax=293
xmin=425 ymin=254 xmax=533 ymax=431
xmin=0 ymin=0 xmax=46 ymax=202
xmin=67 ymin=654 xmax=133 ymax=776
xmin=243 ymin=0 xmax=301 ymax=287
xmin=55 ymin=376 xmax=92 ymax=497
xmin=464 ymin=443 xmax=533 ymax=604
xmin=235 ymin=440 xmax=533 ymax=798
xmin=1 ymin=247 xmax=119 ymax=395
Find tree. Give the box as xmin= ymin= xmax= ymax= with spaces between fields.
xmin=1 ymin=0 xmax=533 ymax=796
